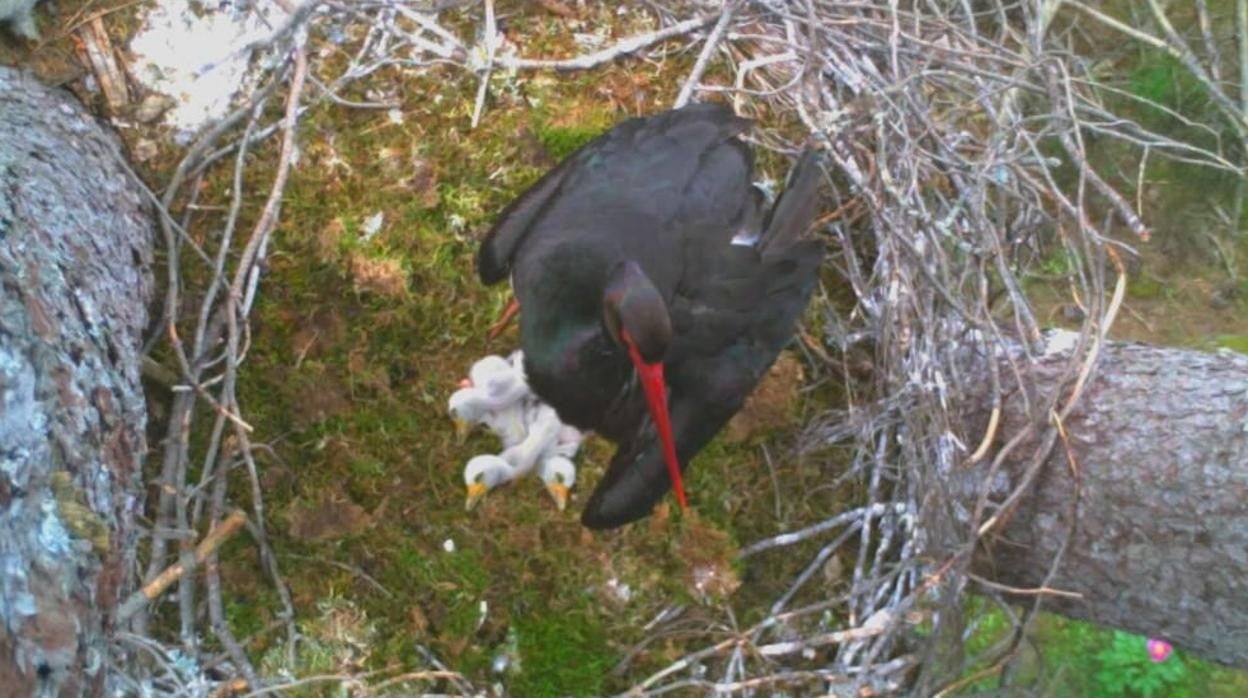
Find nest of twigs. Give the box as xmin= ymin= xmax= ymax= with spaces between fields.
xmin=114 ymin=0 xmax=1238 ymax=695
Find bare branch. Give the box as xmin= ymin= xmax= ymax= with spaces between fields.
xmin=498 ymin=14 xmax=716 ymax=71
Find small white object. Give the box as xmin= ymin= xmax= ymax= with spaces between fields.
xmin=360 ymin=211 xmax=385 ymax=241
xmin=730 ymin=229 xmax=760 ymax=247
xmin=442 ymin=538 xmax=455 ymax=553
xmin=605 ymin=577 xmax=632 ymax=604
xmin=128 ymin=1 xmax=286 ymax=135
xmin=573 ymin=29 xmax=607 ymax=50
xmin=476 ymin=599 xmax=488 ymax=631
xmin=1042 ymin=328 xmax=1080 ymax=357
xmin=491 ymin=653 xmax=510 ymax=674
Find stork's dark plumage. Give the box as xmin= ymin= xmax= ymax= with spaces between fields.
xmin=477 ymin=103 xmax=825 ymax=529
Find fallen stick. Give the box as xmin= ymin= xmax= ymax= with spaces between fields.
xmin=76 ymin=17 xmax=129 ymax=113
xmin=116 ymin=510 xmax=248 ymax=622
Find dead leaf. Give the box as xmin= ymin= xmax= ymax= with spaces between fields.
xmin=538 ymin=0 xmax=576 ymax=18
xmin=405 ymin=156 xmax=441 ymax=209
xmin=291 ymin=366 xmax=351 ymax=428
xmin=290 ymin=308 xmax=344 ymax=364
xmin=286 ymin=492 xmax=372 ymax=543
xmin=725 ymin=352 xmax=804 ymax=443
xmin=677 ymin=516 xmax=741 ymax=600
xmin=648 ymin=500 xmax=670 ymax=533
xmin=316 ymin=218 xmax=346 ymax=264
xmin=347 ymin=253 xmax=409 ymax=299
xmin=409 ymin=604 xmax=429 ymax=635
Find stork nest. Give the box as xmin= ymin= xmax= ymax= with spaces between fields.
xmin=96 ymin=0 xmax=1233 ymax=695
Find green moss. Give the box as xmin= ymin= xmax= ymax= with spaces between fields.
xmin=1212 ymin=335 xmax=1248 ymax=355
xmin=533 ymin=121 xmax=607 ymax=160
xmin=1039 ymin=249 xmax=1075 ymax=278
xmin=531 ymin=97 xmax=616 ymax=160
xmin=954 ymin=598 xmax=1248 ymax=697
xmin=1128 ymin=274 xmax=1169 ymax=300
xmin=258 ymin=595 xmax=377 ymax=695
xmin=512 ymin=613 xmax=613 ymax=697
xmin=1127 ymin=53 xmax=1210 ymax=115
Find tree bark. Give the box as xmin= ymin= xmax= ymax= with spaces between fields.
xmin=952 ymin=331 xmax=1248 ymax=667
xmin=0 ymin=67 xmax=153 ymax=695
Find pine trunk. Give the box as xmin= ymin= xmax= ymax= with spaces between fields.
xmin=0 ymin=66 xmax=153 ymax=696
xmin=954 ymin=332 xmax=1248 ymax=667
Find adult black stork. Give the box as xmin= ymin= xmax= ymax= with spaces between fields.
xmin=477 ymin=102 xmax=825 ymax=529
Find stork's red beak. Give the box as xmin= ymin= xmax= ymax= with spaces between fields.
xmin=621 ymin=332 xmax=688 ymax=511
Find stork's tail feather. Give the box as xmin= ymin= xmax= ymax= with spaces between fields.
xmin=759 ymin=148 xmax=822 ymax=261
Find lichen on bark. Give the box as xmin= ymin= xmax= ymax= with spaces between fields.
xmin=0 ymin=66 xmax=154 ymax=695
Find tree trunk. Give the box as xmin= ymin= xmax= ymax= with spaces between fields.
xmin=0 ymin=67 xmax=153 ymax=696
xmin=953 ymin=331 xmax=1248 ymax=667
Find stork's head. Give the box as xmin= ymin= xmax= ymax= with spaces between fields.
xmin=600 ymin=261 xmax=687 ymax=510
xmin=601 ymin=261 xmax=671 ymax=365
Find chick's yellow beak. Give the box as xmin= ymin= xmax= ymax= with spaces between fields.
xmin=453 ymin=418 xmax=471 ymax=443
xmin=465 ymin=482 xmax=488 ymax=511
xmin=546 ymin=483 xmax=570 ymax=511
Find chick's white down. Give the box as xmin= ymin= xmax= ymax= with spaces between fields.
xmin=448 ymin=354 xmax=529 ymax=443
xmin=450 ymin=351 xmax=581 ymax=509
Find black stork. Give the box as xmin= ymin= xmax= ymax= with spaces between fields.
xmin=477 ymin=102 xmax=825 ymax=529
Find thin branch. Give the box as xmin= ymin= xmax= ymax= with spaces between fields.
xmin=497 ymin=14 xmax=716 ymax=71
xmin=674 ymin=2 xmax=738 ymax=108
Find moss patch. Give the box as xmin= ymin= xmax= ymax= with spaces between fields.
xmin=1212 ymin=335 xmax=1248 ymax=355
xmin=511 ymin=613 xmax=613 ymax=697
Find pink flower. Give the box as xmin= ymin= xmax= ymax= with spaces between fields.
xmin=1147 ymin=638 xmax=1173 ymax=663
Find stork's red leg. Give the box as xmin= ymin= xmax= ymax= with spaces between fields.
xmin=487 ymin=297 xmax=520 ymax=340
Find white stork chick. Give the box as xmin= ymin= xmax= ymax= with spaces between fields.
xmin=539 ymin=455 xmax=577 ymax=511
xmin=540 ymin=420 xmax=585 ymax=509
xmin=447 ymin=353 xmax=530 ymax=446
xmin=523 ymin=396 xmax=584 ymax=510
xmin=450 ymin=351 xmax=584 ymax=511
xmin=464 ymin=402 xmax=567 ymax=509
xmin=461 ymin=451 xmax=576 ymax=511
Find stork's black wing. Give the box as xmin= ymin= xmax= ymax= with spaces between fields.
xmin=476 ymin=103 xmax=753 ymax=286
